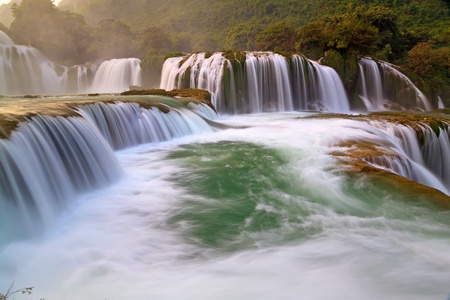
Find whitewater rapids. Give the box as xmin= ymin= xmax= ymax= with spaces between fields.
xmin=1 ymin=112 xmax=449 ymax=300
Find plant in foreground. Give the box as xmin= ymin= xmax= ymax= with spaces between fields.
xmin=0 ymin=282 xmax=34 ymax=300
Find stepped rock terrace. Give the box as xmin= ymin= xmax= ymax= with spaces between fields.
xmin=0 ymin=90 xmax=213 ymax=138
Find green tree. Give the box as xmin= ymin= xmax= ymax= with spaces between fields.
xmin=361 ymin=6 xmax=402 ymax=60
xmin=225 ymin=23 xmax=260 ymax=50
xmin=172 ymin=33 xmax=192 ymax=53
xmin=295 ymin=20 xmax=327 ymax=60
xmin=325 ymin=14 xmax=379 ymax=55
xmin=10 ymin=0 xmax=93 ymax=65
xmin=88 ymin=19 xmax=138 ymax=60
xmin=255 ymin=22 xmax=295 ymax=52
xmin=408 ymin=42 xmax=449 ymax=81
xmin=408 ymin=42 xmax=450 ymax=102
xmin=139 ymin=27 xmax=174 ymax=53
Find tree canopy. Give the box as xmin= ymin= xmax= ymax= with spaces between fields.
xmin=10 ymin=0 xmax=92 ymax=65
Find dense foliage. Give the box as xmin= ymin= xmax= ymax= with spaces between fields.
xmin=9 ymin=0 xmax=92 ymax=65
xmin=0 ymin=0 xmax=448 ymax=103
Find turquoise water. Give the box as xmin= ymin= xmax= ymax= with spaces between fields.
xmin=1 ymin=113 xmax=449 ymax=299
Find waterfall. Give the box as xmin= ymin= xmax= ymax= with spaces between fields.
xmin=307 ymin=60 xmax=350 ymax=113
xmin=0 ymin=31 xmax=14 ymax=46
xmin=89 ymin=58 xmax=142 ymax=94
xmin=0 ymin=115 xmax=122 ymax=243
xmin=421 ymin=126 xmax=450 ymax=186
xmin=0 ymin=30 xmax=142 ymax=95
xmin=359 ymin=58 xmax=432 ymax=111
xmin=244 ymin=53 xmax=293 ymax=113
xmin=77 ymin=101 xmax=215 ymax=150
xmin=358 ymin=58 xmax=384 ymax=110
xmin=0 ymin=100 xmax=215 ymax=244
xmin=61 ymin=64 xmax=95 ymax=94
xmin=0 ymin=39 xmax=65 ymax=95
xmin=364 ymin=121 xmax=450 ymax=194
xmin=438 ymin=96 xmax=445 ymax=109
xmin=160 ymin=52 xmax=351 ymax=114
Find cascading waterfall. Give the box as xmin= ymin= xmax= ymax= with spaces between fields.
xmin=359 ymin=58 xmax=432 ymax=111
xmin=187 ymin=101 xmax=218 ymax=119
xmin=381 ymin=62 xmax=431 ymax=110
xmin=0 ymin=30 xmax=142 ymax=95
xmin=421 ymin=125 xmax=450 ymax=187
xmin=0 ymin=33 xmax=64 ymax=95
xmin=0 ymin=30 xmax=14 ymax=45
xmin=61 ymin=64 xmax=95 ymax=94
xmin=438 ymin=96 xmax=445 ymax=109
xmin=0 ymin=100 xmax=216 ymax=245
xmin=78 ymin=101 xmax=215 ymax=150
xmin=358 ymin=58 xmax=384 ymax=110
xmin=363 ymin=121 xmax=450 ymax=194
xmin=160 ymin=52 xmax=351 ymax=114
xmin=302 ymin=59 xmax=350 ymax=112
xmin=89 ymin=58 xmax=142 ymax=94
xmin=244 ymin=52 xmax=293 ymax=113
xmin=0 ymin=115 xmax=122 ymax=243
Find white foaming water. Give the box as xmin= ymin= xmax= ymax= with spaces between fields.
xmin=1 ymin=113 xmax=449 ymax=300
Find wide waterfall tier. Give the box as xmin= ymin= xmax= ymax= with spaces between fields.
xmin=358 ymin=58 xmax=432 ymax=111
xmin=0 ymin=30 xmax=142 ymax=95
xmin=0 ymin=96 xmax=216 ymax=244
xmin=160 ymin=52 xmax=351 ymax=114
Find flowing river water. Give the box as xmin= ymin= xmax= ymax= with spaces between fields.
xmin=1 ymin=111 xmax=449 ymax=300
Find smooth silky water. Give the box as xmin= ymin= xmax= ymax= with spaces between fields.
xmin=1 ymin=112 xmax=449 ymax=300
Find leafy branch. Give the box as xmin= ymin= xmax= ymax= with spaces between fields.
xmin=0 ymin=282 xmax=34 ymax=300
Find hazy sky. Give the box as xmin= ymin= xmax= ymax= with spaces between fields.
xmin=0 ymin=0 xmax=61 ymax=5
